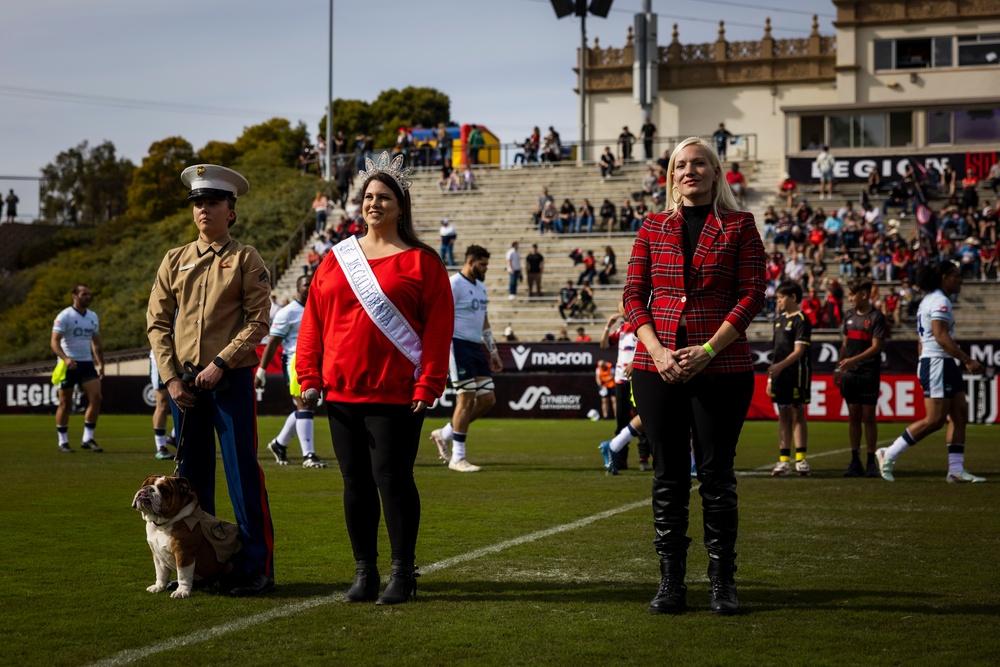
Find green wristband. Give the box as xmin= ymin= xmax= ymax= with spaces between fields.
xmin=703 ymin=342 xmax=716 ymax=358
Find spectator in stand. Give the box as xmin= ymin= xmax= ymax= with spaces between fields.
xmin=766 ymin=250 xmax=785 ymax=283
xmin=526 ymin=243 xmax=545 ymax=296
xmin=632 ymin=197 xmax=648 ymax=233
xmin=5 ymin=189 xmax=19 ymax=223
xmin=898 ymin=275 xmax=919 ymax=317
xmin=985 ymin=159 xmax=1000 ymax=194
xmin=438 ymin=159 xmax=453 ymax=191
xmin=539 ymin=200 xmax=559 ymax=234
xmin=793 ymin=198 xmax=813 ymax=226
xmin=785 ymin=251 xmax=806 ymax=287
xmin=572 ymin=280 xmax=596 ymax=321
xmin=873 ymin=243 xmax=892 ymax=281
xmin=979 ymin=241 xmax=997 ymax=281
xmin=774 ymin=213 xmax=794 ymax=249
xmin=306 ymin=248 xmax=322 ymax=274
xmin=816 ymin=145 xmax=836 ymax=200
xmin=446 ymin=169 xmax=463 ymax=192
xmin=299 ymin=139 xmax=317 ymax=174
xmin=788 ymin=224 xmax=807 ymax=258
xmin=506 ymin=241 xmax=522 ymax=300
xmin=961 ymin=168 xmax=980 ymax=211
xmin=806 ymin=217 xmax=828 ymax=263
xmin=823 ymin=209 xmax=843 ymax=250
xmin=600 ymin=199 xmax=616 ymax=232
xmin=777 ymin=175 xmax=797 ymax=209
xmin=600 ymin=147 xmax=619 ymax=178
xmin=890 ymin=240 xmax=913 ymax=282
xmin=533 ymin=186 xmax=554 ymax=230
xmin=556 ymin=328 xmax=571 ymax=342
xmin=980 ymin=203 xmax=997 ymax=245
xmin=578 ymin=249 xmax=597 ymax=284
xmin=619 ymin=198 xmax=635 ymax=233
xmin=883 ymin=182 xmax=910 ymax=217
xmin=577 ymin=199 xmax=595 ymax=234
xmin=503 ymin=326 xmax=518 ymax=342
xmin=807 ymin=260 xmax=827 ymax=292
xmin=957 ymin=237 xmax=980 ymax=279
xmin=866 ymin=167 xmax=883 ymax=198
xmin=841 ymin=216 xmax=861 ymax=250
xmin=462 ymin=163 xmax=475 ymax=190
xmin=723 ymin=163 xmax=746 ymax=208
xmin=618 ymin=126 xmax=636 ymax=163
xmin=762 ymin=205 xmax=778 ymax=248
xmin=598 ymin=245 xmax=616 ymax=285
xmin=541 ymin=129 xmax=562 ymax=164
xmin=557 ymin=280 xmax=577 ymax=320
xmin=439 ymin=218 xmax=457 ymax=266
xmin=559 ymin=198 xmax=577 ymax=234
xmin=712 ymin=122 xmax=733 ymax=160
xmin=656 ymin=148 xmax=670 ymax=173
xmin=437 ymin=123 xmax=452 ymax=165
xmin=941 ymin=164 xmax=958 ymax=198
xmin=575 ymin=326 xmax=592 ymax=343
xmin=639 ymin=167 xmax=659 ymax=200
xmin=639 ymin=117 xmax=657 ymax=160
xmin=837 ymin=200 xmax=855 ymax=223
xmin=838 ymin=249 xmax=854 ymax=278
xmin=853 ymin=249 xmax=872 ymax=279
xmin=801 ymin=287 xmax=822 ymax=327
xmin=820 ymin=278 xmax=844 ymax=329
xmin=863 ymin=202 xmax=883 ymax=234
xmin=881 ymin=286 xmax=900 ymax=331
xmin=312 ymin=190 xmax=329 ymax=235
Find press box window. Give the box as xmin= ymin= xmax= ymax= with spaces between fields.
xmin=874 ymin=37 xmax=953 ymax=70
xmin=958 ymin=34 xmax=1000 ymax=67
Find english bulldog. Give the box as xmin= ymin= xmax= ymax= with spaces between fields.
xmin=132 ymin=475 xmax=243 ymax=598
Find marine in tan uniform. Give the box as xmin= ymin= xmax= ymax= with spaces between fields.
xmin=147 ymin=164 xmax=275 ymax=597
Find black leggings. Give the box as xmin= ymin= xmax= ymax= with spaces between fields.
xmin=326 ymin=402 xmax=425 ymax=566
xmin=631 ymin=364 xmax=754 ymax=561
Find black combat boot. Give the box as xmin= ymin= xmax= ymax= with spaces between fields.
xmin=375 ymin=563 xmax=419 ymax=605
xmin=707 ymin=558 xmax=739 ymax=615
xmin=648 ymin=558 xmax=687 ymax=615
xmin=343 ymin=561 xmax=380 ymax=602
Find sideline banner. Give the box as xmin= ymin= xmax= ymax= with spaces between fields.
xmin=786 ymin=150 xmax=998 ymax=184
xmin=4 ymin=371 xmax=997 ymax=424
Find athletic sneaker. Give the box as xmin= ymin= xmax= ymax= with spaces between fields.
xmin=302 ymin=453 xmax=328 ymax=469
xmin=429 ymin=429 xmax=450 ymax=464
xmin=865 ymin=462 xmax=880 ymax=478
xmin=166 ymin=435 xmax=176 ymax=447
xmin=599 ymin=441 xmax=618 ymax=476
xmin=155 ymin=446 xmax=174 ymax=460
xmin=843 ymin=459 xmax=864 ymax=477
xmin=267 ymin=440 xmax=290 ymax=465
xmin=770 ymin=461 xmax=791 ymax=476
xmin=875 ymin=447 xmax=894 ymax=482
xmin=946 ymin=470 xmax=986 ymax=483
xmin=81 ymin=440 xmax=104 ymax=453
xmin=795 ymin=460 xmax=811 ymax=476
xmin=639 ymin=458 xmax=652 ymax=472
xmin=58 ymin=443 xmax=74 ymax=453
xmin=448 ymin=458 xmax=481 ymax=473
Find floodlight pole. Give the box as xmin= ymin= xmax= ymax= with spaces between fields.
xmin=579 ymin=13 xmax=588 ymax=167
xmin=325 ymin=0 xmax=333 ymax=185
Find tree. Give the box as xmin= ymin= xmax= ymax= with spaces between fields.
xmin=39 ymin=141 xmax=134 ymax=225
xmin=319 ymin=88 xmax=452 ymax=152
xmin=125 ymin=137 xmax=196 ymax=222
xmin=233 ymin=118 xmax=308 ymax=168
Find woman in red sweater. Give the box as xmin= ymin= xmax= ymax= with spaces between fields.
xmin=297 ymin=153 xmax=454 ymax=605
xmin=624 ymin=137 xmax=765 ymax=616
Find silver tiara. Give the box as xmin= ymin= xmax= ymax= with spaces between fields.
xmin=358 ymin=151 xmax=413 ymax=192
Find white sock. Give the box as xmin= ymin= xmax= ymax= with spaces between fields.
xmin=610 ymin=424 xmax=638 ymax=453
xmin=947 ymin=452 xmax=964 ymax=473
xmin=154 ymin=428 xmax=167 ymax=449
xmin=83 ymin=423 xmax=96 ymax=442
xmin=57 ymin=427 xmax=69 ymax=445
xmin=441 ymin=422 xmax=454 ymax=441
xmin=452 ymin=432 xmax=467 ymax=461
xmin=276 ymin=412 xmax=297 ymax=446
xmin=295 ymin=410 xmax=315 ymax=456
xmin=885 ymin=436 xmax=911 ymax=460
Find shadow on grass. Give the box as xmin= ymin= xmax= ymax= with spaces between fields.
xmin=413 ymin=580 xmax=1000 ymax=616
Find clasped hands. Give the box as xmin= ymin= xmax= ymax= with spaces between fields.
xmin=650 ymin=343 xmax=713 ymax=384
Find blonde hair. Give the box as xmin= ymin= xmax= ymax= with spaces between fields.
xmin=664 ymin=136 xmax=740 ymax=218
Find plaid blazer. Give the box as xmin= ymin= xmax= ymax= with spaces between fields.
xmin=624 ymin=206 xmax=766 ymax=374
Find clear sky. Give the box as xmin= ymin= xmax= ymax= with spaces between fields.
xmin=0 ymin=0 xmax=836 ymax=218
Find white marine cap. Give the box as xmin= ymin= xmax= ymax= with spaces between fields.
xmin=181 ymin=164 xmax=250 ymax=201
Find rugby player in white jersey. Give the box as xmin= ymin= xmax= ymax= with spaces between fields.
xmin=430 ymin=245 xmax=502 ymax=472
xmin=50 ymin=283 xmax=104 ymax=453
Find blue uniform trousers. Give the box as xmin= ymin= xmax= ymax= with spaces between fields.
xmin=171 ymin=367 xmax=274 ymax=578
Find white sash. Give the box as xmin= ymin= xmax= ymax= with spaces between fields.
xmin=333 ymin=236 xmax=422 ymax=378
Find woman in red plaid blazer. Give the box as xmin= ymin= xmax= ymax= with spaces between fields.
xmin=624 ymin=137 xmax=766 ymax=616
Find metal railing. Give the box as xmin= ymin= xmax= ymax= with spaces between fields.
xmin=266 ymin=209 xmax=316 ymax=288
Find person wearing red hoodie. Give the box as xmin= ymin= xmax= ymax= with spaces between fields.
xmin=297 ymin=153 xmax=453 ymax=606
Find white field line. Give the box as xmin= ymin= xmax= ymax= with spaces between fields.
xmin=86 ymin=444 xmax=869 ymax=666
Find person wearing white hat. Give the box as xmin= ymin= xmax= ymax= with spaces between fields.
xmin=147 ymin=164 xmax=276 ymax=597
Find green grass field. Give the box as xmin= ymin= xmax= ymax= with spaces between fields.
xmin=3 ymin=415 xmax=998 ymax=666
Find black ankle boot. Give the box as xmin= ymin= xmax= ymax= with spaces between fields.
xmin=375 ymin=565 xmax=419 ymax=605
xmin=648 ymin=559 xmax=687 ymax=615
xmin=343 ymin=562 xmax=380 ymax=603
xmin=708 ymin=559 xmax=739 ymax=615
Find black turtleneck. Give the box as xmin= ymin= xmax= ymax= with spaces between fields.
xmin=681 ymin=204 xmax=711 ymax=266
